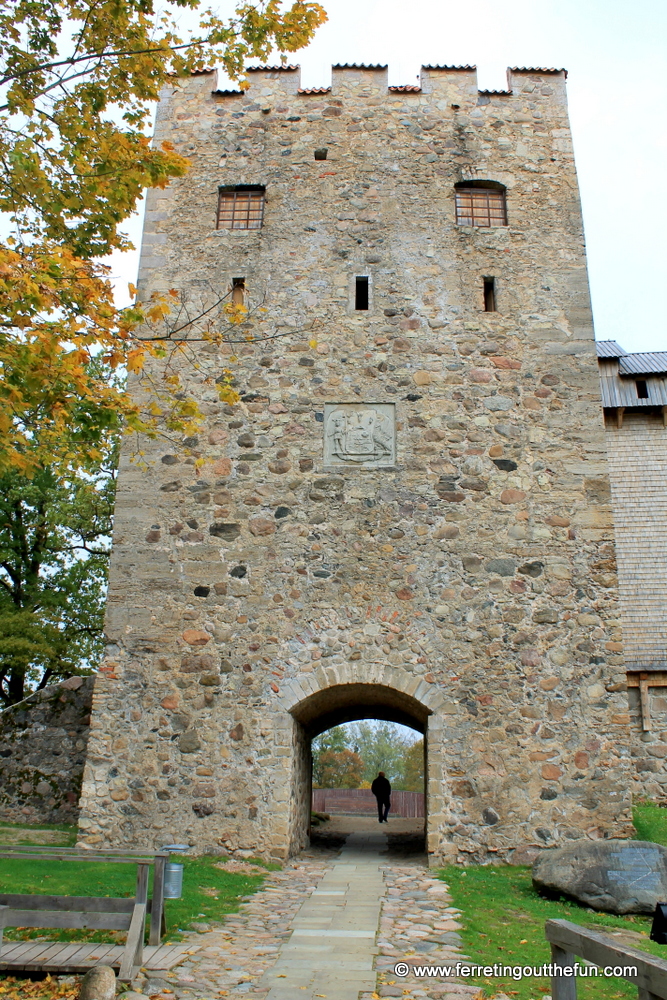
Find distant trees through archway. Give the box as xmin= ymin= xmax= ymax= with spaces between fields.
xmin=312 ymin=721 xmax=424 ymax=791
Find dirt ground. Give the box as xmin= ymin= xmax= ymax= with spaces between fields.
xmin=313 ymin=814 xmax=425 ymax=836
xmin=310 ymin=814 xmax=427 ymax=861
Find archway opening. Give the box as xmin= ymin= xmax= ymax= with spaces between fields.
xmin=289 ymin=683 xmax=431 ymax=858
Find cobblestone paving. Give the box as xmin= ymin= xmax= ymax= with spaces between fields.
xmin=372 ymin=866 xmax=482 ymax=1000
xmin=125 ymin=838 xmax=483 ymax=1000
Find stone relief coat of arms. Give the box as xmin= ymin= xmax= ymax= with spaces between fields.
xmin=323 ymin=403 xmax=396 ymax=467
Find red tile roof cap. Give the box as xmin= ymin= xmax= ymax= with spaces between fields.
xmin=422 ymin=64 xmax=476 ymax=71
xmin=510 ymin=66 xmax=567 ymax=77
xmin=389 ymin=85 xmax=421 ymax=92
xmin=166 ymin=68 xmax=215 ymax=78
xmin=297 ymin=87 xmax=331 ymax=94
xmin=332 ymin=63 xmax=388 ymax=70
xmin=246 ymin=64 xmax=299 ymax=72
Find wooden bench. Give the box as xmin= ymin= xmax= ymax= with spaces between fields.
xmin=546 ymin=917 xmax=667 ymax=1000
xmin=0 ymin=846 xmax=169 ymax=981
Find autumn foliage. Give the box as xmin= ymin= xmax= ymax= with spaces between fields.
xmin=0 ymin=0 xmax=327 ymax=475
xmin=0 ymin=976 xmax=78 ymax=1000
xmin=317 ymin=749 xmax=365 ymax=789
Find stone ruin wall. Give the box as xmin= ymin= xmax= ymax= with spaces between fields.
xmin=0 ymin=676 xmax=93 ymax=825
xmin=76 ymin=63 xmax=635 ymax=863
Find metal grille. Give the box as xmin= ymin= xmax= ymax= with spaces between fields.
xmin=216 ymin=188 xmax=265 ymax=230
xmin=455 ymin=186 xmax=507 ymax=227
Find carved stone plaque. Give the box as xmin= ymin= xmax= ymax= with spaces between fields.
xmin=323 ymin=403 xmax=396 ymax=468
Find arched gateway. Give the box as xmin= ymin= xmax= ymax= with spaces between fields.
xmin=279 ymin=663 xmax=447 ymax=855
xmin=77 ymin=62 xmax=634 ymax=864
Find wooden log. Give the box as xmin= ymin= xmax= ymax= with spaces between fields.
xmin=0 ymin=850 xmax=166 ymax=976
xmin=0 ymin=894 xmax=134 ymax=913
xmin=0 ymin=846 xmax=168 ymax=856
xmin=150 ymin=853 xmax=166 ymax=946
xmin=135 ymin=861 xmax=149 ymax=909
xmin=550 ymin=943 xmax=577 ymax=1000
xmin=0 ymin=907 xmax=132 ymax=931
xmin=24 ymin=941 xmax=68 ymax=965
xmin=118 ymin=902 xmax=146 ymax=983
xmin=546 ymin=919 xmax=667 ymax=998
xmin=0 ymin=848 xmax=168 ymax=864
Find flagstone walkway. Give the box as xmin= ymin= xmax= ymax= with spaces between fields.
xmin=126 ymin=831 xmax=483 ymax=1000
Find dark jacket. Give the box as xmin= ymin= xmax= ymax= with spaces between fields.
xmin=371 ymin=775 xmax=391 ymax=802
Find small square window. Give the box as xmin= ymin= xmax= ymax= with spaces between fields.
xmin=455 ymin=185 xmax=507 ymax=227
xmin=217 ymin=186 xmax=265 ymax=230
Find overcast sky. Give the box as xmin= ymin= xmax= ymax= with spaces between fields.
xmin=108 ymin=0 xmax=666 ymax=354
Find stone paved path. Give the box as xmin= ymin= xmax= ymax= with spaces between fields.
xmin=128 ymin=834 xmax=483 ymax=1000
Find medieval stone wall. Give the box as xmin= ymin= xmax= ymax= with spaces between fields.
xmin=77 ymin=63 xmax=634 ymax=863
xmin=0 ymin=677 xmax=93 ymax=824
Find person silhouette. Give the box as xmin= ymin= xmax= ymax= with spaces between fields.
xmin=371 ymin=771 xmax=391 ymax=823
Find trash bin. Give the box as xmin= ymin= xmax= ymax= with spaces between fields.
xmin=160 ymin=843 xmax=190 ymax=899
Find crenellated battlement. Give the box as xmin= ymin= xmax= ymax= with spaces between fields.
xmin=199 ymin=61 xmax=568 ymax=107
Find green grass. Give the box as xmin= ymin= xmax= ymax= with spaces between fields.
xmin=433 ymin=803 xmax=667 ymax=999
xmin=441 ymin=864 xmax=663 ymax=1000
xmin=0 ymin=821 xmax=77 ymax=832
xmin=633 ymin=802 xmax=667 ymax=845
xmin=0 ymin=822 xmax=77 ymax=846
xmin=0 ymin=853 xmax=271 ymax=944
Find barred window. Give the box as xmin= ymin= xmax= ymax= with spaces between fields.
xmin=216 ymin=186 xmax=265 ymax=230
xmin=455 ymin=183 xmax=507 ymax=227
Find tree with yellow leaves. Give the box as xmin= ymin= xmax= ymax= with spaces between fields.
xmin=0 ymin=0 xmax=327 ymax=476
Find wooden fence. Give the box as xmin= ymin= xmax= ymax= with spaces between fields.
xmin=312 ymin=788 xmax=424 ymax=818
xmin=545 ymin=918 xmax=667 ymax=999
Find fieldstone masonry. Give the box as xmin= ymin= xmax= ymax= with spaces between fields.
xmin=0 ymin=676 xmax=93 ymax=824
xmin=77 ymin=62 xmax=635 ymax=862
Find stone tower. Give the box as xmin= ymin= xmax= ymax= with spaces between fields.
xmin=77 ymin=63 xmax=634 ymax=863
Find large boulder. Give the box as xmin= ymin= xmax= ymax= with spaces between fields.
xmin=79 ymin=965 xmax=116 ymax=1000
xmin=532 ymin=839 xmax=667 ymax=914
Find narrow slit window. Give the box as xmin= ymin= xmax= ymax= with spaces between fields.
xmin=636 ymin=379 xmax=649 ymax=399
xmin=216 ymin=186 xmax=265 ymax=230
xmin=483 ymin=277 xmax=496 ymax=312
xmin=455 ymin=183 xmax=507 ymax=227
xmin=231 ymin=278 xmax=245 ymax=306
xmin=355 ymin=276 xmax=369 ymax=310
xmin=314 ymin=148 xmax=328 ymax=161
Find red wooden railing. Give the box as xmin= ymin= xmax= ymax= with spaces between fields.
xmin=312 ymin=788 xmax=424 ymax=818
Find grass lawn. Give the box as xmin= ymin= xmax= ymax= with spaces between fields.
xmin=0 ymin=822 xmax=273 ymax=944
xmin=632 ymin=801 xmax=667 ymax=845
xmin=0 ymin=822 xmax=77 ymax=846
xmin=442 ymin=864 xmax=661 ymax=1000
xmin=440 ymin=803 xmax=667 ymax=1000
